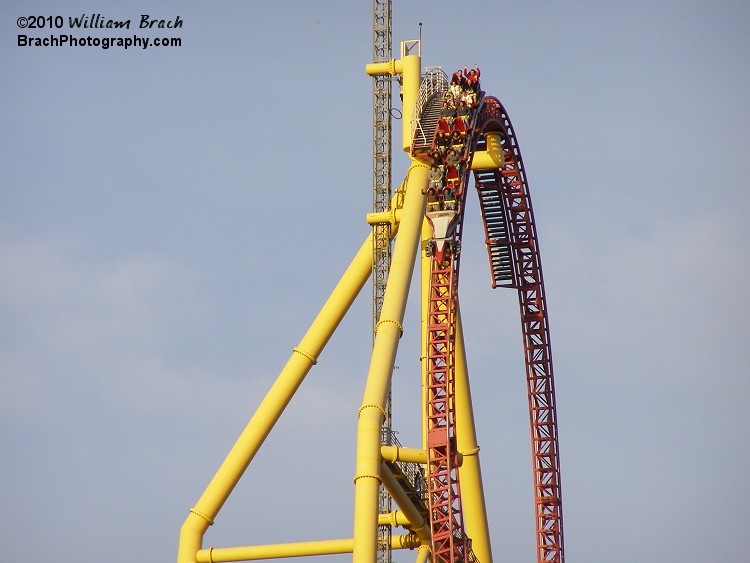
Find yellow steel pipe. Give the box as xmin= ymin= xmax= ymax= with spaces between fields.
xmin=179 ymin=174 xmax=415 ymax=563
xmin=365 ymin=59 xmax=403 ymax=79
xmin=196 ymin=534 xmax=421 ymax=563
xmin=378 ymin=510 xmax=412 ymax=529
xmin=454 ymin=306 xmax=493 ymax=563
xmin=399 ymin=55 xmax=421 ymax=153
xmin=419 ymin=213 xmax=435 ymax=451
xmin=415 ymin=544 xmax=432 ymax=563
xmin=380 ymin=444 xmax=427 ymax=465
xmin=381 ymin=444 xmax=462 ymax=466
xmin=178 ymin=232 xmax=378 ymax=563
xmin=365 ymin=54 xmax=422 ymax=152
xmin=366 ymin=208 xmax=400 ymax=227
xmin=470 ymin=132 xmax=505 ymax=170
xmin=352 ymin=162 xmax=428 ymax=563
xmin=380 ymin=462 xmax=431 ymax=546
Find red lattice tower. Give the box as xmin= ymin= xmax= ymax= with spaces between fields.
xmin=425 ymin=256 xmax=472 ymax=563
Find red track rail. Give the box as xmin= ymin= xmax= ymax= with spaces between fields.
xmin=422 ymin=91 xmax=476 ymax=563
xmin=416 ymin=91 xmax=565 ymax=563
xmin=473 ymin=97 xmax=565 ymax=563
xmin=425 ymin=257 xmax=473 ymax=563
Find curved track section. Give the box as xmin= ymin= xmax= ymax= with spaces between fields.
xmin=420 ymin=88 xmax=482 ymax=563
xmin=415 ymin=89 xmax=565 ymax=563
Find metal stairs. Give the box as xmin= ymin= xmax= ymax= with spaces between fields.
xmin=413 ymin=92 xmax=447 ymax=155
xmin=474 ymin=169 xmax=515 ymax=288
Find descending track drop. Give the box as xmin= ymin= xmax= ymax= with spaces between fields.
xmin=413 ymin=71 xmax=565 ymax=563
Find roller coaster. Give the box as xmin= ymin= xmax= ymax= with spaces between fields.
xmin=178 ymin=38 xmax=564 ymax=563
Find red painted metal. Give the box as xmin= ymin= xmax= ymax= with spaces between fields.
xmin=423 ymin=92 xmax=477 ymax=563
xmin=473 ymin=97 xmax=565 ymax=563
xmin=418 ymin=89 xmax=564 ymax=563
xmin=425 ymin=257 xmax=471 ymax=563
xmin=502 ymin=152 xmax=564 ymax=563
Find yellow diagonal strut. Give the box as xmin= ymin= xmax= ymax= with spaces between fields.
xmin=177 ymin=236 xmax=373 ymax=562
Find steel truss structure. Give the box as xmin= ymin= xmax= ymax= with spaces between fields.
xmin=177 ymin=41 xmax=564 ymax=563
xmin=371 ymin=2 xmax=394 ymax=562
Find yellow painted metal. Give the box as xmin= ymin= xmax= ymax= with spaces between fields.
xmin=454 ymin=307 xmax=494 ymax=563
xmin=380 ymin=444 xmax=427 ymax=465
xmin=366 ymin=208 xmax=400 ymax=227
xmin=419 ymin=216 xmax=433 ymax=451
xmin=381 ymin=444 xmax=463 ymax=467
xmin=377 ymin=510 xmax=412 ymax=528
xmin=365 ymin=59 xmax=402 ymax=80
xmin=195 ymin=534 xmax=421 ymax=563
xmin=177 ymin=233 xmax=377 ymax=563
xmin=470 ymin=132 xmax=504 ymax=170
xmin=366 ymin=53 xmax=421 ymax=153
xmin=353 ymin=161 xmax=428 ymax=563
xmin=353 ymin=48 xmax=427 ymax=563
xmin=399 ymin=55 xmax=421 ymax=153
xmin=180 ymin=43 xmax=500 ymax=563
xmin=380 ymin=462 xmax=430 ymax=545
xmin=415 ymin=544 xmax=432 ymax=563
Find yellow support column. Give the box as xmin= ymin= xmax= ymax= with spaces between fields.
xmin=454 ymin=307 xmax=493 ymax=563
xmin=399 ymin=54 xmax=421 ymax=153
xmin=178 ymin=233 xmax=376 ymax=563
xmin=355 ymin=47 xmax=425 ymax=563
xmin=352 ymin=162 xmax=428 ymax=563
xmin=366 ymin=51 xmax=421 ymax=153
xmin=420 ymin=216 xmax=432 ymax=451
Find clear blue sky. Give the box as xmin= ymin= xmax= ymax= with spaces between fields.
xmin=2 ymin=1 xmax=749 ymax=562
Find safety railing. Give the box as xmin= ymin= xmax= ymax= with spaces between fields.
xmin=411 ymin=67 xmax=449 ymax=148
xmin=381 ymin=428 xmax=426 ymax=504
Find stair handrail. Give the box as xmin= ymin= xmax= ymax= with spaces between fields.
xmin=411 ymin=67 xmax=449 ymax=147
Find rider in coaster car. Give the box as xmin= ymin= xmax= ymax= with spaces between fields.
xmin=463 ymin=64 xmax=480 ymax=92
xmin=438 ymin=100 xmax=457 ymax=135
xmin=450 ymin=130 xmax=464 ymax=151
xmin=428 ymin=148 xmax=445 ymax=166
xmin=456 ymin=100 xmax=471 ymax=127
xmin=445 ymin=148 xmax=462 ymax=173
xmin=440 ymin=100 xmax=457 ymax=119
xmin=436 ymin=128 xmax=451 ymax=149
xmin=426 ymin=164 xmax=444 ymax=195
xmin=449 ymin=71 xmax=466 ymax=100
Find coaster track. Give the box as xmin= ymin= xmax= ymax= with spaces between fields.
xmin=176 ymin=60 xmax=565 ymax=563
xmin=417 ymin=86 xmax=565 ymax=563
